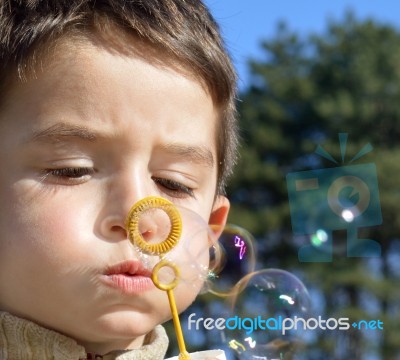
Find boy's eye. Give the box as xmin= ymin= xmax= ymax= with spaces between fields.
xmin=44 ymin=167 xmax=95 ymax=184
xmin=152 ymin=177 xmax=195 ymax=198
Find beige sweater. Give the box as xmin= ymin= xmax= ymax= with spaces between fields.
xmin=0 ymin=311 xmax=168 ymax=359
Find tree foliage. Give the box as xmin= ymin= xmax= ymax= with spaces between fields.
xmin=225 ymin=12 xmax=400 ymax=359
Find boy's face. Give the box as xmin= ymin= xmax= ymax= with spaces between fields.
xmin=0 ymin=37 xmax=229 ymax=353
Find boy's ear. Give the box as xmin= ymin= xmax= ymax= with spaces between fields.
xmin=208 ymin=195 xmax=230 ymax=241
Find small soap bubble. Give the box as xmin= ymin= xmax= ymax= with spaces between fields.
xmin=206 ymin=225 xmax=256 ymax=297
xmin=223 ymin=269 xmax=311 ymax=359
xmin=341 ymin=209 xmax=356 ymax=223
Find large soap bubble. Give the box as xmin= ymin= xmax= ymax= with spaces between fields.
xmin=223 ymin=269 xmax=312 ymax=359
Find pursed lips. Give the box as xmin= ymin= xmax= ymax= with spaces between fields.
xmin=102 ymin=260 xmax=154 ymax=294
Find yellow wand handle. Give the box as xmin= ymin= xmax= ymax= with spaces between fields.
xmin=167 ymin=289 xmax=190 ymax=360
xmin=152 ymin=259 xmax=191 ymax=360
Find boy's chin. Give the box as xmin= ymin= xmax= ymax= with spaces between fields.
xmin=75 ymin=320 xmax=157 ymax=354
xmin=101 ymin=313 xmax=164 ymax=337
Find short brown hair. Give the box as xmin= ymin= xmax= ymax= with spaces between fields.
xmin=0 ymin=0 xmax=238 ymax=194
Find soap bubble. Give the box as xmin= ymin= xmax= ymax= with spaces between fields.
xmin=126 ymin=197 xmax=217 ymax=297
xmin=206 ymin=225 xmax=256 ymax=297
xmin=126 ymin=197 xmax=258 ymax=299
xmin=223 ymin=269 xmax=312 ymax=359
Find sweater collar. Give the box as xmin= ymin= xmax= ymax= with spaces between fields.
xmin=0 ymin=311 xmax=168 ymax=360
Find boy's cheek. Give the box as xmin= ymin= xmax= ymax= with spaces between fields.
xmin=0 ymin=185 xmax=90 ymax=253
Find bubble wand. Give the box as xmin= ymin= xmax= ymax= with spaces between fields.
xmin=126 ymin=196 xmax=191 ymax=360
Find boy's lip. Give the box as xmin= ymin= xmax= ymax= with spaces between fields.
xmin=102 ymin=260 xmax=154 ymax=294
xmin=104 ymin=260 xmax=152 ymax=277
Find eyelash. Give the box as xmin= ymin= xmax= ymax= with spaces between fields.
xmin=42 ymin=168 xmax=195 ymax=198
xmin=152 ymin=177 xmax=195 ymax=198
xmin=43 ymin=167 xmax=95 ymax=184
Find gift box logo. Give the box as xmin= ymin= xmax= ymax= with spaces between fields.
xmin=286 ymin=134 xmax=382 ymax=262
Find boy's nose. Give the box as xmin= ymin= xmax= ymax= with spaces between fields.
xmin=100 ymin=201 xmax=172 ymax=245
xmin=98 ymin=172 xmax=153 ymax=242
xmin=97 ymin=173 xmax=178 ymax=246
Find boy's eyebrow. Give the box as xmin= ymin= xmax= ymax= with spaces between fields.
xmin=25 ymin=123 xmax=215 ymax=167
xmin=162 ymin=143 xmax=214 ymax=168
xmin=27 ymin=123 xmax=99 ymax=143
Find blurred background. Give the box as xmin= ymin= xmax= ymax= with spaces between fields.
xmin=166 ymin=1 xmax=400 ymax=359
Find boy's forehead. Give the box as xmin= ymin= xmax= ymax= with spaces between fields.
xmin=56 ymin=38 xmax=214 ymax=112
xmin=3 ymin=32 xmax=217 ymax=116
xmin=20 ymin=29 xmax=212 ymax=103
xmin=1 ymin=33 xmax=219 ymax=150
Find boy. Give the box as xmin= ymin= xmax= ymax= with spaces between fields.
xmin=0 ymin=0 xmax=238 ymax=359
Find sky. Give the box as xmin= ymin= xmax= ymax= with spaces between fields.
xmin=205 ymin=0 xmax=400 ymax=90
